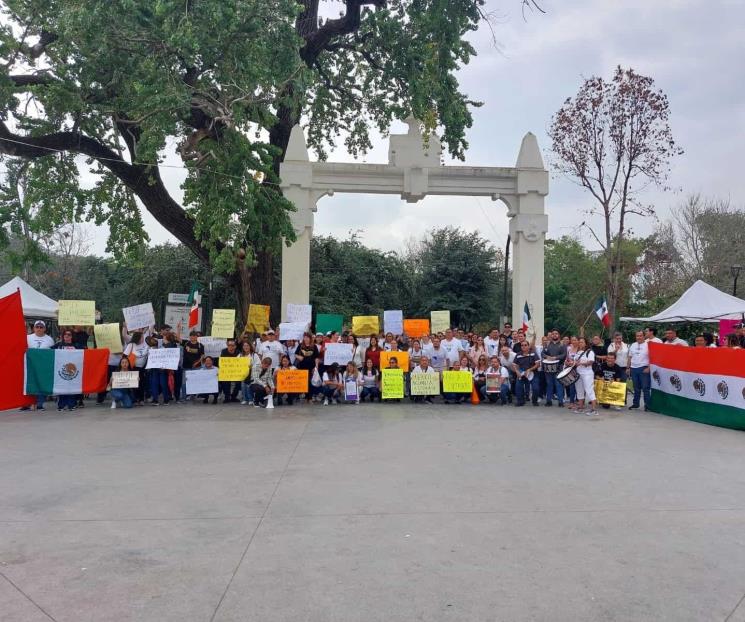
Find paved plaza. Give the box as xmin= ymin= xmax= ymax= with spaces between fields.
xmin=1 ymin=401 xmax=745 ymax=622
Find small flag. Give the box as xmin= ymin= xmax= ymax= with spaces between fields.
xmin=187 ymin=282 xmax=201 ymax=330
xmin=25 ymin=349 xmax=109 ymax=396
xmin=595 ymin=297 xmax=611 ymax=328
xmin=522 ymin=301 xmax=531 ymax=333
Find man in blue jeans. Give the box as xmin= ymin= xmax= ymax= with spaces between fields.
xmin=512 ymin=341 xmax=540 ymax=406
xmin=627 ymin=331 xmax=651 ymax=410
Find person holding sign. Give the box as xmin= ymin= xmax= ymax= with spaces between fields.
xmin=411 ymin=355 xmax=437 ymax=404
xmin=53 ymin=329 xmax=83 ymax=411
xmin=108 ymin=357 xmax=135 ymax=409
xmin=273 ymin=355 xmax=296 ymax=406
xmin=321 ymin=362 xmax=343 ymax=405
xmin=484 ymin=356 xmax=511 ymax=404
xmin=199 ymin=357 xmax=220 ymax=404
xmin=594 ymin=351 xmax=625 ymax=411
xmin=442 ymin=360 xmax=470 ymax=404
xmin=218 ymin=339 xmax=241 ymax=403
xmin=294 ymin=334 xmax=319 ymax=403
xmin=360 ymin=359 xmax=381 ymax=402
xmin=342 ymin=362 xmax=362 ymax=403
xmin=122 ymin=331 xmax=149 ymax=405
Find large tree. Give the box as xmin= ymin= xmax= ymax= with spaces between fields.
xmin=549 ymin=66 xmax=683 ymax=329
xmin=0 ymin=0 xmax=516 ymax=319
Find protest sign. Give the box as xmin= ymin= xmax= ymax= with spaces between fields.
xmin=145 ymin=348 xmax=180 ymax=370
xmin=403 ymin=319 xmax=430 ymax=338
xmin=122 ymin=302 xmax=156 ymax=330
xmin=380 ymin=350 xmax=409 ymax=370
xmin=442 ymin=370 xmax=472 ymax=393
xmin=381 ymin=368 xmax=404 ymax=399
xmin=485 ymin=373 xmax=502 ymax=393
xmin=316 ymin=313 xmax=343 ymax=335
xmin=217 ymin=357 xmax=250 ymax=382
xmin=344 ymin=378 xmax=359 ymax=401
xmin=719 ymin=319 xmax=739 ymax=345
xmin=410 ymin=372 xmax=440 ymax=396
xmin=278 ymin=322 xmax=307 ymax=342
xmin=594 ymin=380 xmax=627 ymax=406
xmin=58 ymin=300 xmax=95 ymax=325
xmin=94 ymin=323 xmax=122 ymax=353
xmin=430 ymin=310 xmax=451 ymax=334
xmin=352 ymin=315 xmax=379 ymax=336
xmin=164 ymin=304 xmax=202 ymax=332
xmin=246 ymin=304 xmax=270 ymax=333
xmin=185 ymin=368 xmax=218 ymax=395
xmin=111 ymin=371 xmax=139 ymax=389
xmin=198 ymin=336 xmax=227 ymax=359
xmin=211 ymin=309 xmax=235 ymax=338
xmin=324 ymin=343 xmax=354 ymax=366
xmin=286 ymin=303 xmax=312 ymax=325
xmin=276 ymin=369 xmax=309 ymax=393
xmin=383 ymin=310 xmax=403 ymax=335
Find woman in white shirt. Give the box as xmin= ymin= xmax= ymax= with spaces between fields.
xmin=342 ymin=361 xmax=363 ymax=403
xmin=606 ymin=333 xmax=629 ymax=380
xmin=570 ymin=337 xmax=598 ymax=416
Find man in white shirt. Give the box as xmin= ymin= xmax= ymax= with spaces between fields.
xmin=259 ymin=329 xmax=286 ymax=368
xmin=628 ymin=331 xmax=651 ymax=411
xmin=420 ymin=335 xmax=434 ymax=359
xmin=428 ymin=337 xmax=448 ymax=373
xmin=664 ymin=328 xmax=688 ymax=346
xmin=441 ymin=328 xmax=463 ymax=367
xmin=484 ymin=328 xmax=501 ymax=358
xmin=24 ymin=320 xmax=54 ymax=411
xmin=484 ymin=355 xmax=510 ymax=404
xmin=645 ymin=327 xmax=663 ymax=343
xmin=411 ymin=355 xmax=437 ymax=404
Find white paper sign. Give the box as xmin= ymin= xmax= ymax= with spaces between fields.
xmin=383 ymin=310 xmax=404 ymax=335
xmin=198 ymin=336 xmax=227 ymax=359
xmin=324 ymin=343 xmax=354 ymax=366
xmin=111 ymin=371 xmax=140 ymax=389
xmin=185 ymin=368 xmax=219 ymax=395
xmin=278 ymin=322 xmax=307 ymax=342
xmin=145 ymin=347 xmax=181 ymax=370
xmin=286 ymin=303 xmax=312 ymax=326
xmin=164 ymin=305 xmax=202 ymax=332
xmin=122 ymin=303 xmax=155 ymax=330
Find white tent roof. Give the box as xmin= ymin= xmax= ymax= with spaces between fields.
xmin=0 ymin=276 xmax=58 ymax=319
xmin=621 ymin=280 xmax=745 ymax=323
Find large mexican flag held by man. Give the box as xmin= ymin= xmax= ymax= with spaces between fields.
xmin=25 ymin=349 xmax=109 ymax=395
xmin=649 ymin=342 xmax=745 ymax=431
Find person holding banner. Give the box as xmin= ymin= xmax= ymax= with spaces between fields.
xmin=411 ymin=355 xmax=437 ymax=404
xmin=294 ymin=333 xmax=319 ymax=403
xmin=442 ymin=360 xmax=467 ymax=404
xmin=360 ymin=359 xmax=381 ymax=402
xmin=484 ymin=356 xmax=510 ymax=404
xmin=22 ymin=320 xmax=54 ymax=411
xmin=273 ymin=355 xmax=296 ymax=406
xmin=53 ymin=329 xmax=83 ymax=411
xmin=322 ymin=362 xmax=344 ymax=405
xmin=248 ymin=357 xmax=275 ymax=407
xmin=199 ymin=356 xmax=220 ymax=404
xmin=595 ymin=351 xmax=624 ymax=410
xmin=342 ymin=362 xmax=362 ymax=403
xmin=218 ymin=339 xmax=241 ymax=403
xmin=108 ymin=357 xmax=135 ymax=409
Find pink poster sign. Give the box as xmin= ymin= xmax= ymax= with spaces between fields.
xmin=719 ymin=319 xmax=739 ymax=345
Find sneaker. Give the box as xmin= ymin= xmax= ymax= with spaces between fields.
xmin=545 ymin=402 xmax=552 ymax=407
xmin=585 ymin=409 xmax=599 ymax=416
xmin=57 ymin=407 xmax=63 ymax=412
xmin=111 ymin=401 xmax=117 ymax=410
xmin=37 ymin=407 xmax=45 ymax=411
xmin=150 ymin=402 xmax=159 ymax=407
xmin=240 ymin=400 xmax=247 ymax=405
xmin=323 ymin=398 xmax=329 ymax=406
xmin=629 ymin=405 xmax=640 ymax=410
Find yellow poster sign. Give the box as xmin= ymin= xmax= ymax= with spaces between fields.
xmin=94 ymin=323 xmax=122 ymax=353
xmin=352 ymin=315 xmax=379 ymax=336
xmin=442 ymin=370 xmax=473 ymax=393
xmin=58 ymin=300 xmax=96 ymax=325
xmin=430 ymin=310 xmax=451 ymax=334
xmin=217 ymin=356 xmax=250 ymax=381
xmin=380 ymin=350 xmax=409 ymax=370
xmin=594 ymin=380 xmax=627 ymax=406
xmin=211 ymin=309 xmax=236 ymax=338
xmin=276 ymin=369 xmax=309 ymax=393
xmin=246 ymin=304 xmax=270 ymax=333
xmin=381 ymin=368 xmax=404 ymax=399
xmin=410 ymin=372 xmax=440 ymax=396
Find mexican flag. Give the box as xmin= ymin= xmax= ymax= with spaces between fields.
xmin=187 ymin=282 xmax=201 ymax=330
xmin=649 ymin=342 xmax=745 ymax=431
xmin=25 ymin=349 xmax=110 ymax=396
xmin=521 ymin=301 xmax=531 ymax=333
xmin=595 ymin=297 xmax=610 ymax=328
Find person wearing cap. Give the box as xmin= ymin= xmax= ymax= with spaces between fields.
xmin=258 ymin=329 xmax=285 ymax=369
xmin=23 ymin=320 xmax=54 ymax=410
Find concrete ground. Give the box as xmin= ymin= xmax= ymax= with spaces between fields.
xmin=1 ymin=400 xmax=745 ymax=622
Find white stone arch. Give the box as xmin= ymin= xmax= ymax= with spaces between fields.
xmin=279 ymin=118 xmax=548 ymax=337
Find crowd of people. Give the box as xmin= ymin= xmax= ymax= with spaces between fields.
xmin=23 ymin=318 xmax=745 ymax=415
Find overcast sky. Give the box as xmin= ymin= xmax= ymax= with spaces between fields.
xmin=89 ymin=0 xmax=745 ymax=256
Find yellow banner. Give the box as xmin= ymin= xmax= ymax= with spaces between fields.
xmin=410 ymin=372 xmax=440 ymax=396
xmin=94 ymin=323 xmax=122 ymax=353
xmin=211 ymin=309 xmax=236 ymax=338
xmin=594 ymin=380 xmax=627 ymax=406
xmin=381 ymin=368 xmax=404 ymax=399
xmin=217 ymin=356 xmax=250 ymax=381
xmin=430 ymin=310 xmax=451 ymax=334
xmin=276 ymin=369 xmax=309 ymax=393
xmin=352 ymin=315 xmax=379 ymax=336
xmin=442 ymin=370 xmax=472 ymax=393
xmin=380 ymin=350 xmax=409 ymax=370
xmin=58 ymin=300 xmax=95 ymax=325
xmin=246 ymin=304 xmax=270 ymax=334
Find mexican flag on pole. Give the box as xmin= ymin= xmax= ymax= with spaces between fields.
xmin=521 ymin=301 xmax=531 ymax=333
xmin=25 ymin=349 xmax=109 ymax=396
xmin=187 ymin=282 xmax=201 ymax=330
xmin=595 ymin=297 xmax=610 ymax=328
xmin=649 ymin=342 xmax=745 ymax=431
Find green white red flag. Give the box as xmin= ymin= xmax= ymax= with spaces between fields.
xmin=25 ymin=349 xmax=109 ymax=395
xmin=187 ymin=282 xmax=201 ymax=330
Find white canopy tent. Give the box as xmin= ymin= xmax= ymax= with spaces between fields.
xmin=621 ymin=280 xmax=745 ymax=323
xmin=0 ymin=276 xmax=58 ymax=318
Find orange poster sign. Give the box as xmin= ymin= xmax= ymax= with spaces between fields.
xmin=403 ymin=319 xmax=430 ymax=338
xmin=276 ymin=369 xmax=309 ymax=393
